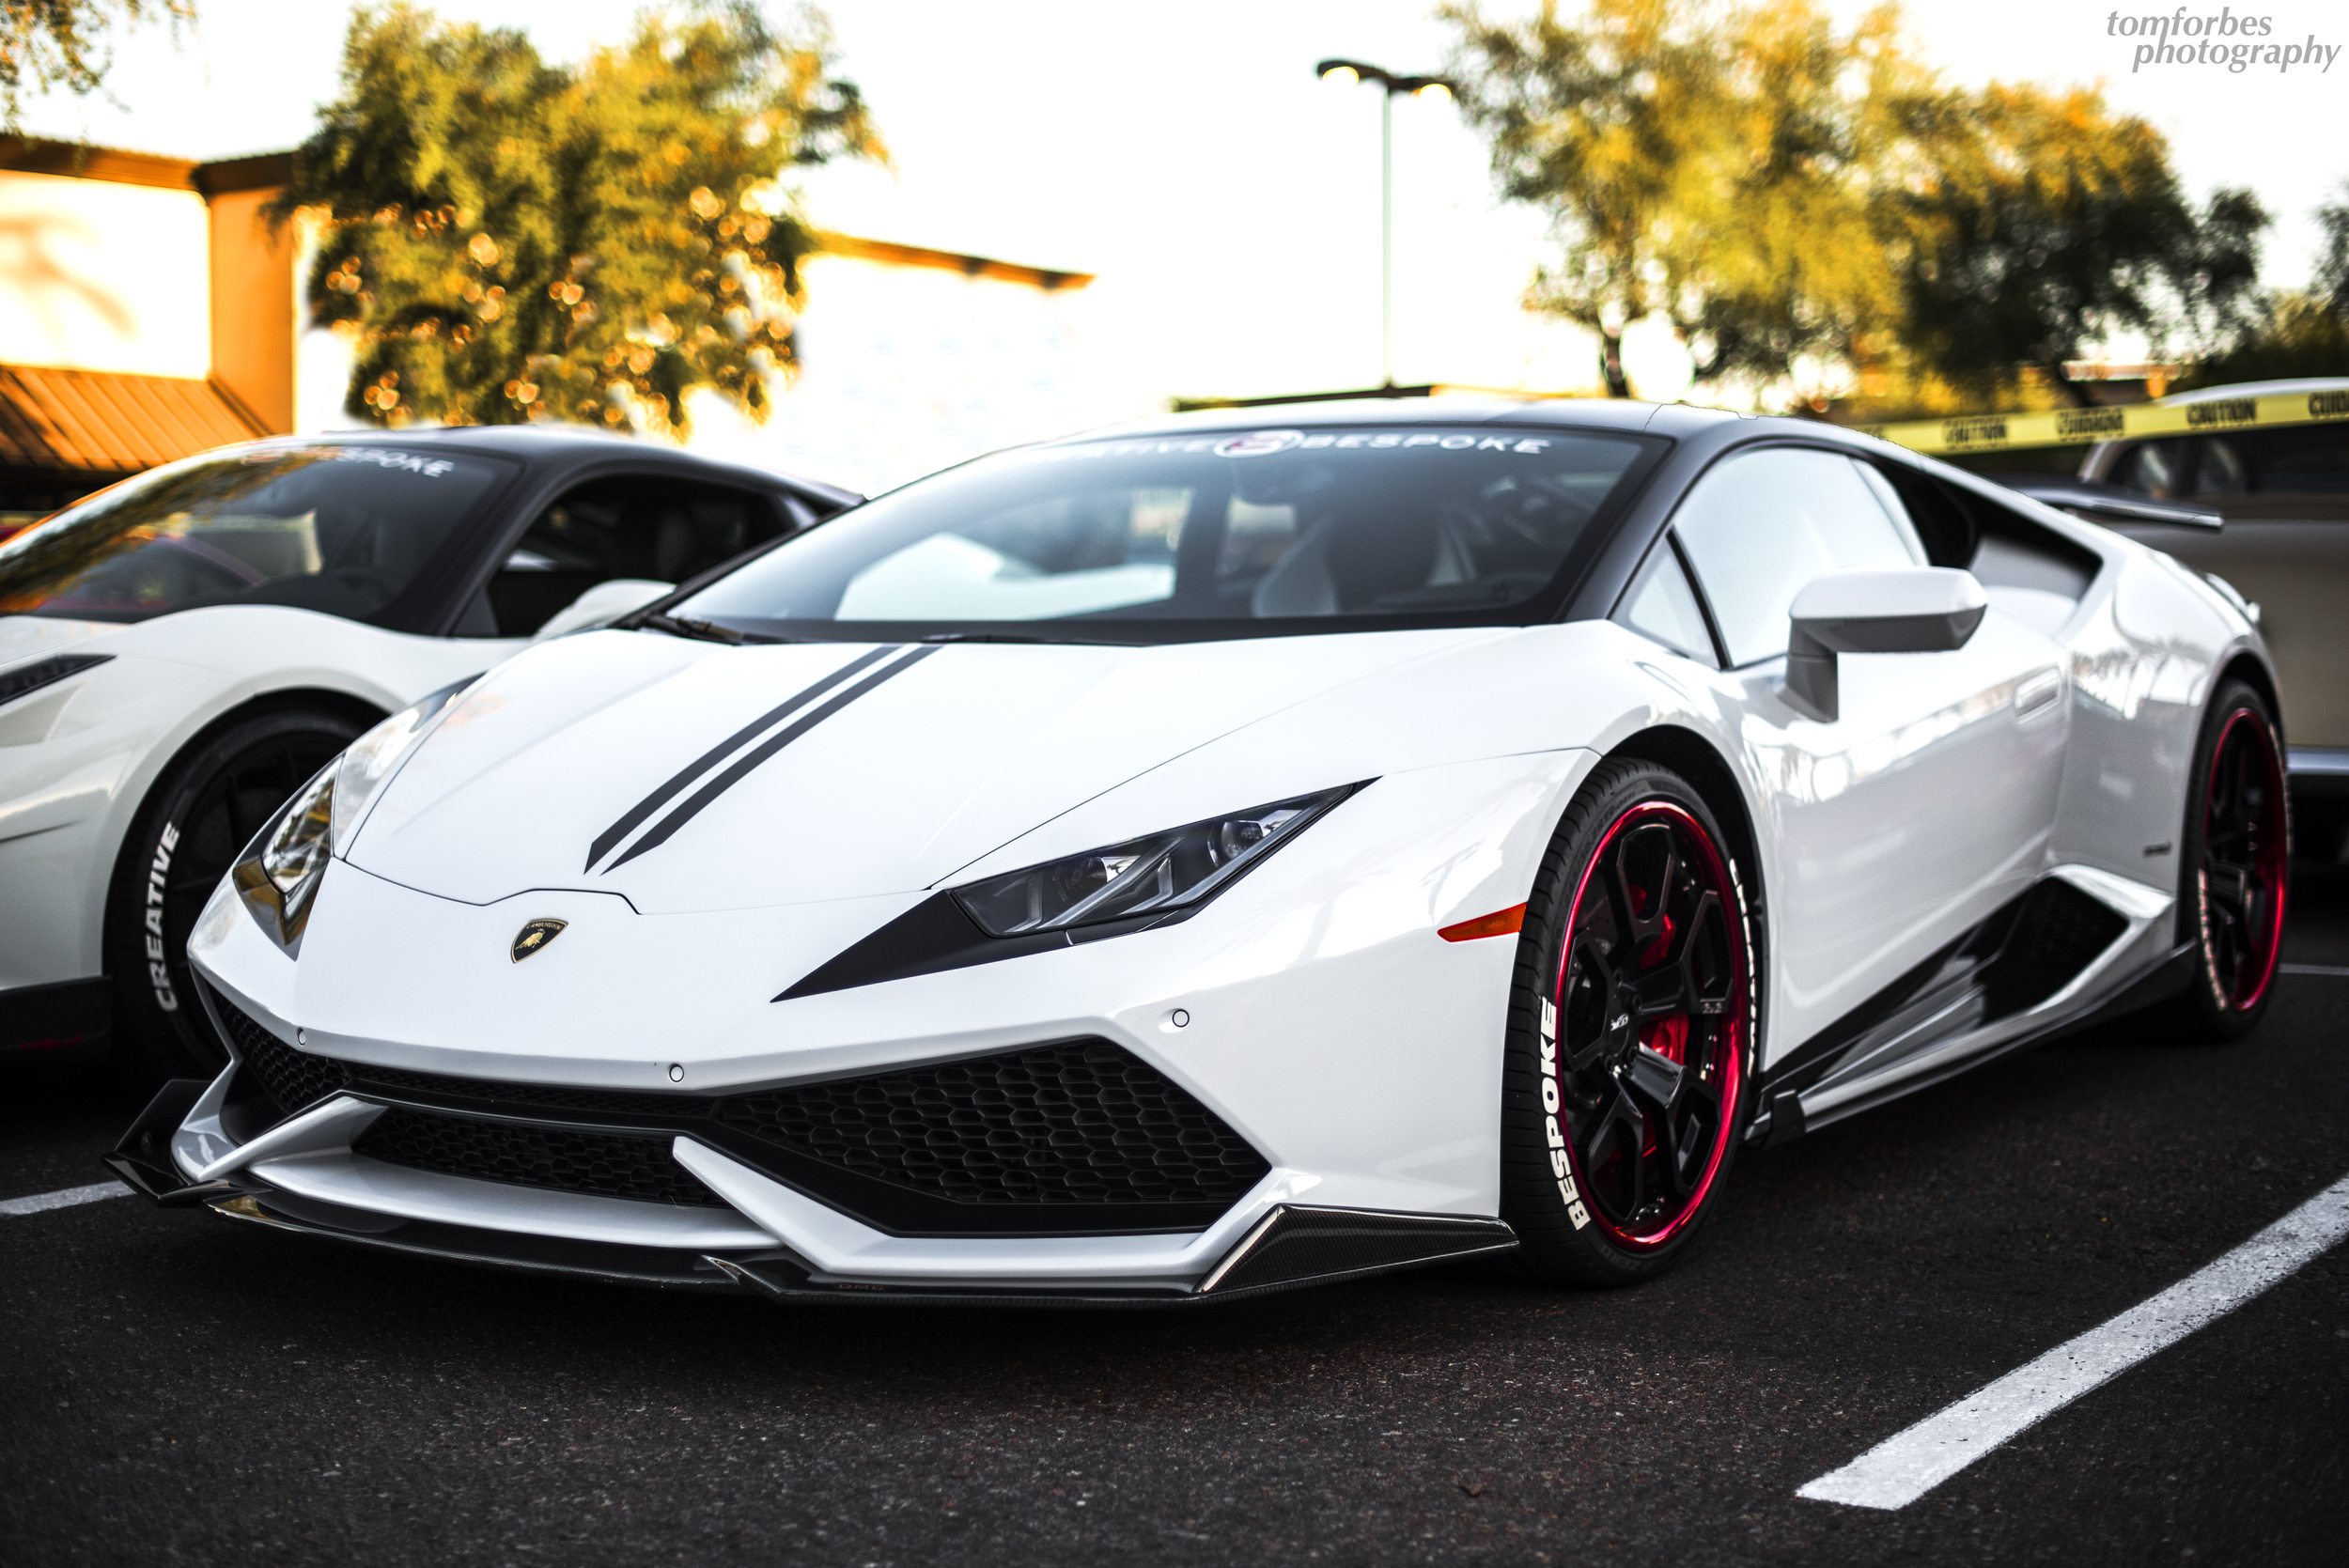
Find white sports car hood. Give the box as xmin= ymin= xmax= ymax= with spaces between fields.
xmin=0 ymin=614 xmax=116 ymax=667
xmin=343 ymin=626 xmax=1496 ymax=914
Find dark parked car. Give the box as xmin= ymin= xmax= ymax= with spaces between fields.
xmin=1999 ymin=379 xmax=2349 ymax=857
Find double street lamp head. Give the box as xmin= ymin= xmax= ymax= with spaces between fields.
xmin=1315 ymin=58 xmax=1454 ymax=101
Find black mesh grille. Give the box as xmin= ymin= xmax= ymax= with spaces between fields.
xmin=349 ymin=1063 xmax=714 ymax=1121
xmin=715 ymin=1039 xmax=1270 ymax=1208
xmin=352 ymin=1107 xmax=725 ymax=1208
xmin=210 ymin=986 xmax=352 ymax=1116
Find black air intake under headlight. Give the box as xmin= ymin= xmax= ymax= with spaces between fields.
xmin=714 ymin=1039 xmax=1271 ymax=1227
xmin=205 ymin=980 xmax=1267 ymax=1236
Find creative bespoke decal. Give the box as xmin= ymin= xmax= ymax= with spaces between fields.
xmin=585 ymin=644 xmax=938 ymax=873
xmin=1018 ymin=430 xmax=1558 ymax=464
xmin=1538 ymin=997 xmax=1592 ymax=1230
xmin=511 ymin=918 xmax=568 ymax=962
xmin=146 ymin=824 xmax=181 ymax=1012
xmin=1213 ymin=429 xmax=1304 ymax=458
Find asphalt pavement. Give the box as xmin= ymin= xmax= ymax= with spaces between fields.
xmin=5 ymin=876 xmax=2346 ymax=1566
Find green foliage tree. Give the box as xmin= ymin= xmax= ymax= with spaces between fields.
xmin=1445 ymin=0 xmax=2264 ymax=407
xmin=1 ymin=0 xmax=194 ymax=129
xmin=1890 ymin=84 xmax=2265 ymax=405
xmin=1445 ymin=0 xmax=1920 ymax=397
xmin=276 ymin=2 xmax=883 ymax=436
xmin=2179 ymin=185 xmax=2349 ymax=389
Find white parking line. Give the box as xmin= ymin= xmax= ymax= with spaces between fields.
xmin=2280 ymin=963 xmax=2349 ymax=977
xmin=1798 ymin=1173 xmax=2349 ymax=1511
xmin=0 ymin=1181 xmax=131 ymax=1218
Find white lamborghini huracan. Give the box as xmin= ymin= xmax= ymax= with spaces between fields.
xmin=108 ymin=400 xmax=2287 ymax=1303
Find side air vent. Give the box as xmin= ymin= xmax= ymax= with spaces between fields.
xmin=1758 ymin=875 xmax=2134 ymax=1114
xmin=208 ymin=984 xmax=352 ymax=1117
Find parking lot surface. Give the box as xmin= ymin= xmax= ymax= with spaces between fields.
xmin=5 ymin=877 xmax=2346 ymax=1566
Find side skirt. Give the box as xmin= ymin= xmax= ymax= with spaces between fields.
xmin=1750 ymin=873 xmax=2167 ymax=1143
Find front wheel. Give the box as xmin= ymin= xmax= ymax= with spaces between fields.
xmin=104 ymin=705 xmax=366 ymax=1081
xmin=1501 ymin=759 xmax=1757 ymax=1287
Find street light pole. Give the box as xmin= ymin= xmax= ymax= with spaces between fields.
xmin=1380 ymin=86 xmax=1392 ymax=387
xmin=1316 ymin=58 xmax=1454 ymax=392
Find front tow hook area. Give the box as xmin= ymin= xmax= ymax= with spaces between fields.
xmin=102 ymin=1078 xmax=240 ymax=1206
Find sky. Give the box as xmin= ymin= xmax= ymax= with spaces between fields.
xmin=15 ymin=0 xmax=2347 ymax=427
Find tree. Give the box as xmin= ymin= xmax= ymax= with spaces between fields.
xmin=276 ymin=2 xmax=883 ymax=436
xmin=2 ymin=0 xmax=194 ymax=130
xmin=2179 ymin=184 xmax=2349 ymax=389
xmin=1445 ymin=0 xmax=2264 ymax=407
xmin=1445 ymin=0 xmax=1924 ymax=398
xmin=1889 ymin=83 xmax=2265 ymax=404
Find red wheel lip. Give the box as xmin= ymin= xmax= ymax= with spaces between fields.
xmin=2205 ymin=707 xmax=2289 ymax=1011
xmin=1550 ymin=799 xmax=1750 ymax=1252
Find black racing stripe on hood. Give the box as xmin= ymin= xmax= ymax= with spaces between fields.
xmin=603 ymin=644 xmax=941 ymax=872
xmin=584 ymin=645 xmax=900 ymax=872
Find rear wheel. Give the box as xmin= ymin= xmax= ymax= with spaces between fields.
xmin=2171 ymin=679 xmax=2288 ymax=1042
xmin=104 ymin=706 xmax=366 ymax=1081
xmin=1501 ymin=759 xmax=1756 ymax=1287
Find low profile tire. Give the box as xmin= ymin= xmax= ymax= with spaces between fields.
xmin=1501 ymin=758 xmax=1758 ymax=1287
xmin=104 ymin=705 xmax=366 ymax=1080
xmin=2170 ymin=678 xmax=2289 ymax=1043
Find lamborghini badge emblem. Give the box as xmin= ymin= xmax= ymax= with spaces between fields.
xmin=511 ymin=918 xmax=568 ymax=962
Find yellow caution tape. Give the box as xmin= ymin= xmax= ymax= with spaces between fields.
xmin=1859 ymin=387 xmax=2349 ymax=456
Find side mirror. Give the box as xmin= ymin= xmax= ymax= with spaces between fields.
xmin=1783 ymin=567 xmax=1986 ymax=722
xmin=529 ymin=578 xmax=674 ymax=644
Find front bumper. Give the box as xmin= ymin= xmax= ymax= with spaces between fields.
xmin=106 ymin=1068 xmax=1518 ymax=1305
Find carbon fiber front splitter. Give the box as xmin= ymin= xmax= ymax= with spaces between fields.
xmin=136 ymin=1176 xmax=1519 ymax=1308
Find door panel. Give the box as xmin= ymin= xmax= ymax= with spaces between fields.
xmin=1733 ymin=609 xmax=2069 ymax=1062
xmin=1670 ymin=445 xmax=2069 ymax=1067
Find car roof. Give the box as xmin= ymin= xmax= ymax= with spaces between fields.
xmin=1045 ymin=396 xmax=1741 ymax=444
xmin=253 ymin=424 xmax=863 ymax=508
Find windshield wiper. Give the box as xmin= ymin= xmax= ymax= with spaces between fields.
xmin=917 ymin=630 xmax=1127 ymax=646
xmin=639 ymin=613 xmax=791 ymax=646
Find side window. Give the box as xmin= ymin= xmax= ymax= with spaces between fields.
xmin=1616 ymin=540 xmax=1719 ymax=667
xmin=2112 ymin=439 xmax=2189 ymax=498
xmin=481 ymin=476 xmax=783 ymax=637
xmin=1672 ymin=449 xmax=1925 ymax=667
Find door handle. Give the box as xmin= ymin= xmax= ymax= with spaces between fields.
xmin=2015 ymin=668 xmax=2061 ymax=717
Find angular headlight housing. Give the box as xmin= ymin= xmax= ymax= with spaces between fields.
xmin=230 ymin=676 xmax=476 ymax=949
xmin=954 ymin=784 xmax=1364 ymax=938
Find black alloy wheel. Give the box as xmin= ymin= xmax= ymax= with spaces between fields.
xmin=2171 ymin=677 xmax=2288 ymax=1042
xmin=1501 ymin=757 xmax=1757 ymax=1287
xmin=104 ymin=705 xmax=367 ymax=1080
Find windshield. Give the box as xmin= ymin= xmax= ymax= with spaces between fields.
xmin=670 ymin=424 xmax=1661 ymax=642
xmin=0 ymin=444 xmax=516 ymax=625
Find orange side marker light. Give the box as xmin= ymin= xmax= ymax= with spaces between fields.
xmin=1438 ymin=903 xmax=1527 ymax=942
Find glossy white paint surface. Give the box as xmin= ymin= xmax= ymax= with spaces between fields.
xmin=250 ymin=1148 xmax=773 ymax=1250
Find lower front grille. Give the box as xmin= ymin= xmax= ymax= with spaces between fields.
xmin=205 ymin=979 xmax=1269 ymax=1234
xmin=351 ymin=1107 xmax=726 ymax=1208
xmin=717 ymin=1040 xmax=1271 ymax=1210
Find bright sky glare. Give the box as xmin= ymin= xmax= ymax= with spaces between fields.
xmin=15 ymin=0 xmax=2344 ymax=414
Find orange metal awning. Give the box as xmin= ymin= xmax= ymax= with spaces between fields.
xmin=0 ymin=365 xmax=270 ymax=477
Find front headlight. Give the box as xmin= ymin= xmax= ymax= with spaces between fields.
xmin=230 ymin=676 xmax=476 ymax=950
xmin=953 ymin=784 xmax=1365 ymax=938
